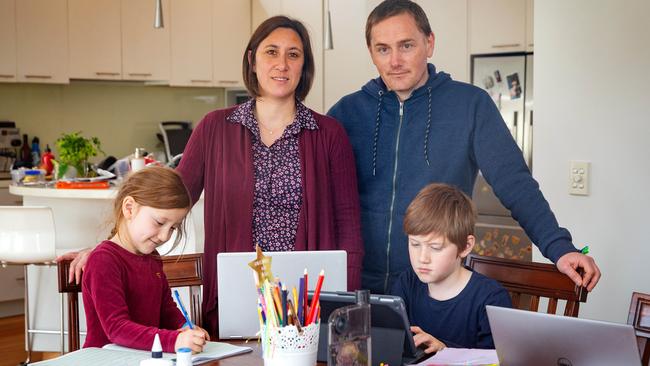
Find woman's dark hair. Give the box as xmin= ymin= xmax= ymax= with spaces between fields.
xmin=366 ymin=0 xmax=433 ymax=46
xmin=242 ymin=16 xmax=315 ymax=101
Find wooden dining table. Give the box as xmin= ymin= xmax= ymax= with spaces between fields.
xmin=202 ymin=341 xmax=327 ymax=365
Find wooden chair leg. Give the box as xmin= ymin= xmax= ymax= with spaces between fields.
xmin=68 ymin=292 xmax=80 ymax=352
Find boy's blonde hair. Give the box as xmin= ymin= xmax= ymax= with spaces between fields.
xmin=109 ymin=166 xmax=192 ymax=252
xmin=403 ymin=183 xmax=476 ymax=253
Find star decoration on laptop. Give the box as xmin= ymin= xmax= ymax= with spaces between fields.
xmin=248 ymin=245 xmax=273 ymax=284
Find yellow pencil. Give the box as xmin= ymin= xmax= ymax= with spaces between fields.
xmin=292 ymin=286 xmax=299 ymax=314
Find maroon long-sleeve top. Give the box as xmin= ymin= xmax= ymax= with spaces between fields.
xmin=177 ymin=102 xmax=364 ymax=337
xmin=82 ymin=241 xmax=186 ymax=352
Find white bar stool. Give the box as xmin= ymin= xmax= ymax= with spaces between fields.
xmin=0 ymin=206 xmax=57 ymax=364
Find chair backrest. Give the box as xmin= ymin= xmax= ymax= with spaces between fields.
xmin=628 ymin=291 xmax=650 ymax=365
xmin=0 ymin=206 xmax=56 ymax=264
xmin=158 ymin=121 xmax=192 ymax=162
xmin=57 ymin=253 xmax=203 ymax=352
xmin=466 ymin=254 xmax=587 ymax=317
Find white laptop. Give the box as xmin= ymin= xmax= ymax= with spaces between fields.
xmin=216 ymin=250 xmax=347 ymax=339
xmin=487 ymin=305 xmax=642 ymax=366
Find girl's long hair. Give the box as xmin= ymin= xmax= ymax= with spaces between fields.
xmin=109 ymin=166 xmax=192 ymax=254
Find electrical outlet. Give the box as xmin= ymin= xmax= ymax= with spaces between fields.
xmin=569 ymin=161 xmax=590 ymax=196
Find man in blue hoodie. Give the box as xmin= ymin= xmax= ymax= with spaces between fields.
xmin=327 ymin=0 xmax=601 ymax=295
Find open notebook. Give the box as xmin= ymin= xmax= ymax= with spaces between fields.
xmin=30 ymin=341 xmax=252 ymax=366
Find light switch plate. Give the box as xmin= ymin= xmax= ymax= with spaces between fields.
xmin=569 ymin=161 xmax=590 ymax=196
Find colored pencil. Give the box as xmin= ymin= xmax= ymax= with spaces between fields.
xmin=306 ymin=270 xmax=325 ymax=326
xmin=281 ymin=285 xmax=288 ymax=328
xmin=297 ymin=277 xmax=304 ymax=325
xmin=303 ymin=268 xmax=308 ymax=325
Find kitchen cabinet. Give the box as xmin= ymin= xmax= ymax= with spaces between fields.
xmin=212 ymin=0 xmax=251 ymax=88
xmin=417 ymin=0 xmax=469 ymax=82
xmin=0 ymin=0 xmax=17 ymax=83
xmin=68 ymin=0 xmax=122 ymax=80
xmin=16 ymin=0 xmax=69 ymax=84
xmin=526 ymin=0 xmax=534 ymax=52
xmin=122 ymin=0 xmax=170 ymax=81
xmin=469 ymin=0 xmax=526 ymax=55
xmin=252 ymin=0 xmax=323 ymax=112
xmin=170 ymin=0 xmax=213 ymax=87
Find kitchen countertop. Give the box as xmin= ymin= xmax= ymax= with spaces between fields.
xmin=9 ymin=184 xmax=118 ymax=199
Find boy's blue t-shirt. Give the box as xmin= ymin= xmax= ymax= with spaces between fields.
xmin=391 ymin=268 xmax=512 ymax=349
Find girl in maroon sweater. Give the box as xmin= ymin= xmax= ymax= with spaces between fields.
xmin=82 ymin=167 xmax=209 ymax=353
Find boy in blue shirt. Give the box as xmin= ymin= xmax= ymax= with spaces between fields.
xmin=391 ymin=183 xmax=511 ymax=353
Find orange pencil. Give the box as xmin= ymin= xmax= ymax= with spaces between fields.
xmin=272 ymin=285 xmax=284 ymax=325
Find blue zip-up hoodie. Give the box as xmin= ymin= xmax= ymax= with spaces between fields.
xmin=328 ymin=64 xmax=576 ymax=294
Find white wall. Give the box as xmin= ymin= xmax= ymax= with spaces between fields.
xmin=534 ymin=0 xmax=650 ymax=323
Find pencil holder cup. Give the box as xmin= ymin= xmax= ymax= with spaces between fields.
xmin=261 ymin=323 xmax=320 ymax=366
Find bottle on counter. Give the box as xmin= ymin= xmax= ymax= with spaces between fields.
xmin=31 ymin=136 xmax=41 ymax=167
xmin=21 ymin=134 xmax=32 ymax=166
xmin=40 ymin=144 xmax=55 ymax=176
xmin=131 ymin=147 xmax=146 ymax=172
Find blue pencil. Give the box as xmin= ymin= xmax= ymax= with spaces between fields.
xmin=173 ymin=289 xmax=194 ymax=329
xmin=297 ymin=277 xmax=304 ymax=324
xmin=281 ymin=285 xmax=288 ymax=327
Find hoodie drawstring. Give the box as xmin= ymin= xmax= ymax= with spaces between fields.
xmin=372 ymin=90 xmax=384 ymax=176
xmin=424 ymin=86 xmax=432 ymax=166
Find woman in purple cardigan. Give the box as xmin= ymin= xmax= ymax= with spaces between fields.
xmin=176 ymin=16 xmax=363 ymax=337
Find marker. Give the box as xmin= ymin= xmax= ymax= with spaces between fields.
xmin=173 ymin=289 xmax=194 ymax=329
xmin=579 ymin=245 xmax=590 ymax=255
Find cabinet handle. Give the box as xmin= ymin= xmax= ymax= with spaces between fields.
xmin=16 ymin=276 xmax=25 ymax=281
xmin=217 ymin=80 xmax=238 ymax=84
xmin=25 ymin=74 xmax=52 ymax=79
xmin=0 ymin=74 xmax=15 ymax=78
xmin=190 ymin=79 xmax=211 ymax=83
xmin=95 ymin=72 xmax=120 ymax=76
xmin=528 ymin=43 xmax=534 ymax=47
xmin=128 ymin=73 xmax=153 ymax=77
xmin=491 ymin=43 xmax=521 ymax=49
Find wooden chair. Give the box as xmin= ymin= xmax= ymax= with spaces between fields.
xmin=466 ymin=254 xmax=587 ymax=317
xmin=57 ymin=253 xmax=203 ymax=353
xmin=628 ymin=292 xmax=650 ymax=365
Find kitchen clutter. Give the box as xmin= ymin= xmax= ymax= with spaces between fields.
xmin=9 ymin=128 xmax=167 ymax=189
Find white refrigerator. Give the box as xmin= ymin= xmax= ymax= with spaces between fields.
xmin=471 ymin=53 xmax=534 ymax=260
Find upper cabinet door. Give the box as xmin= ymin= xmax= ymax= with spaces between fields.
xmin=122 ymin=0 xmax=170 ymax=81
xmin=170 ymin=0 xmax=213 ymax=87
xmin=417 ymin=0 xmax=469 ymax=83
xmin=469 ymin=0 xmax=526 ymax=55
xmin=526 ymin=0 xmax=534 ymax=52
xmin=0 ymin=0 xmax=17 ymax=82
xmin=68 ymin=0 xmax=122 ymax=80
xmin=213 ymin=0 xmax=251 ymax=88
xmin=16 ymin=0 xmax=69 ymax=84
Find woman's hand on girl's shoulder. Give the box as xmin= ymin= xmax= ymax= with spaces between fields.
xmin=55 ymin=247 xmax=93 ymax=285
xmin=411 ymin=325 xmax=446 ymax=354
xmin=175 ymin=328 xmax=207 ymax=353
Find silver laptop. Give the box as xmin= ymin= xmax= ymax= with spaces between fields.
xmin=216 ymin=250 xmax=347 ymax=339
xmin=487 ymin=305 xmax=642 ymax=366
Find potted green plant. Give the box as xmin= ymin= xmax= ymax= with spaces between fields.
xmin=54 ymin=132 xmax=104 ymax=179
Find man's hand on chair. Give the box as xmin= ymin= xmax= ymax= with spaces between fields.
xmin=556 ymin=252 xmax=601 ymax=291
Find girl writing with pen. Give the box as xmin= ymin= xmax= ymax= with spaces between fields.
xmin=82 ymin=167 xmax=210 ymax=353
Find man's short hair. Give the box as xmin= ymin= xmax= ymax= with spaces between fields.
xmin=242 ymin=16 xmax=315 ymax=101
xmin=365 ymin=0 xmax=433 ymax=46
xmin=404 ymin=183 xmax=476 ymax=253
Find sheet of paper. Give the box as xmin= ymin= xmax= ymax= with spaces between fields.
xmin=104 ymin=341 xmax=252 ymax=364
xmin=413 ymin=348 xmax=499 ymax=365
xmin=29 ymin=348 xmax=150 ymax=366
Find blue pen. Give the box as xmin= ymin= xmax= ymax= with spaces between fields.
xmin=173 ymin=289 xmax=194 ymax=329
